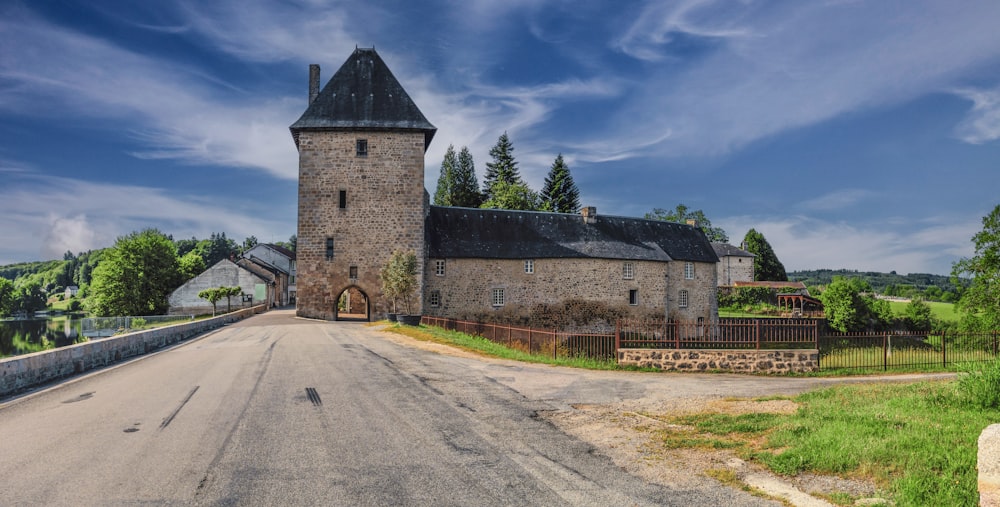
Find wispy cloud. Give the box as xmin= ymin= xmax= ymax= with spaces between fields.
xmin=0 ymin=170 xmax=289 ymax=263
xmin=616 ymin=0 xmax=752 ymax=61
xmin=953 ymin=86 xmax=1000 ymax=144
xmin=801 ymin=189 xmax=876 ymax=211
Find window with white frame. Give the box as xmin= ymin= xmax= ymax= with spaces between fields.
xmin=629 ymin=289 xmax=638 ymax=306
xmin=524 ymin=259 xmax=534 ymax=274
xmin=491 ymin=288 xmax=505 ymax=307
xmin=678 ymin=290 xmax=689 ymax=308
xmin=684 ymin=262 xmax=694 ymax=280
xmin=623 ymin=262 xmax=634 ymax=280
xmin=434 ymin=259 xmax=445 ymax=276
xmin=429 ymin=290 xmax=441 ymax=307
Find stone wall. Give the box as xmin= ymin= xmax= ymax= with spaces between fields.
xmin=717 ymin=254 xmax=754 ymax=286
xmin=423 ymin=257 xmax=718 ymax=326
xmin=618 ymin=348 xmax=819 ymax=373
xmin=981 ymin=424 xmax=1000 ymax=506
xmin=0 ymin=305 xmax=266 ymax=397
xmin=296 ymin=130 xmax=427 ymax=321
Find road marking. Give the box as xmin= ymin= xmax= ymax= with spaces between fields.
xmin=160 ymin=386 xmax=200 ymax=429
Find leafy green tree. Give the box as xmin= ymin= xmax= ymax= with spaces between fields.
xmin=87 ymin=229 xmax=181 ymax=317
xmin=175 ymin=237 xmax=200 ymax=257
xmin=452 ymin=147 xmax=483 ymax=208
xmin=820 ymin=276 xmax=892 ymax=332
xmin=742 ymin=228 xmax=788 ymax=282
xmin=274 ymin=234 xmax=297 ymax=253
xmin=179 ymin=250 xmax=207 ymax=281
xmin=903 ymin=297 xmax=934 ymax=332
xmin=223 ymin=286 xmax=242 ymax=312
xmin=15 ymin=281 xmax=47 ymax=314
xmin=480 ymin=180 xmax=540 ymax=211
xmin=198 ymin=287 xmax=224 ymax=316
xmin=379 ymin=250 xmax=419 ymax=315
xmin=194 ymin=232 xmax=238 ymax=267
xmin=645 ymin=204 xmax=728 ymax=242
xmin=482 ymin=132 xmax=523 ymax=203
xmin=433 ymin=145 xmax=458 ymax=206
xmin=241 ymin=236 xmax=258 ymax=254
xmin=952 ymin=204 xmax=1000 ymax=330
xmin=0 ymin=277 xmax=15 ymax=317
xmin=539 ymin=154 xmax=580 ymax=213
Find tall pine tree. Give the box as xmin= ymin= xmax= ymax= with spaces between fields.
xmin=539 ymin=154 xmax=580 ymax=213
xmin=451 ymin=146 xmax=483 ymax=207
xmin=742 ymin=228 xmax=788 ymax=281
xmin=482 ymin=132 xmax=522 ymax=202
xmin=433 ymin=145 xmax=458 ymax=206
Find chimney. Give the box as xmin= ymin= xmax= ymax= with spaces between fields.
xmin=581 ymin=206 xmax=597 ymax=224
xmin=308 ymin=64 xmax=320 ymax=104
xmin=686 ymin=218 xmax=698 ymax=228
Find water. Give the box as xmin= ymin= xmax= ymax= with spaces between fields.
xmin=0 ymin=316 xmax=86 ymax=358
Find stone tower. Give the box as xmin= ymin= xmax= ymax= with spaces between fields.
xmin=290 ymin=48 xmax=436 ymax=321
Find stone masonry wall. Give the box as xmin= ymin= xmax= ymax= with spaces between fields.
xmin=296 ymin=130 xmax=427 ymax=320
xmin=618 ymin=348 xmax=819 ymax=373
xmin=717 ymin=254 xmax=754 ymax=286
xmin=423 ymin=257 xmax=718 ymax=325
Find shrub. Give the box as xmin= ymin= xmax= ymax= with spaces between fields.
xmin=957 ymin=360 xmax=1000 ymax=409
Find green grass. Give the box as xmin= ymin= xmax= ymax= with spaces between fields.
xmin=382 ymin=322 xmax=659 ymax=371
xmin=656 ymin=379 xmax=999 ymax=506
xmin=887 ymin=300 xmax=963 ymax=323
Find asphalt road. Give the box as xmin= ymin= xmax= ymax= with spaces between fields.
xmin=1 ymin=310 xmax=944 ymax=506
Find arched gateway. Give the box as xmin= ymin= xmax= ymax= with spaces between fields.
xmin=335 ymin=286 xmax=370 ymax=321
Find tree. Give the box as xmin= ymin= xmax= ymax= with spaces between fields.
xmin=178 ymin=250 xmax=207 ymax=281
xmin=903 ymin=297 xmax=933 ymax=332
xmin=480 ymin=180 xmax=540 ymax=211
xmin=452 ymin=147 xmax=483 ymax=208
xmin=433 ymin=145 xmax=458 ymax=206
xmin=16 ymin=281 xmax=47 ymax=314
xmin=87 ymin=229 xmax=181 ymax=317
xmin=645 ymin=204 xmax=728 ymax=242
xmin=482 ymin=132 xmax=522 ymax=202
xmin=539 ymin=154 xmax=580 ymax=213
xmin=241 ymin=236 xmax=258 ymax=254
xmin=194 ymin=232 xmax=238 ymax=267
xmin=380 ymin=250 xmax=419 ymax=315
xmin=223 ymin=286 xmax=242 ymax=312
xmin=742 ymin=228 xmax=788 ymax=282
xmin=953 ymin=204 xmax=1000 ymax=329
xmin=819 ymin=276 xmax=892 ymax=332
xmin=198 ymin=287 xmax=224 ymax=316
xmin=0 ymin=278 xmax=15 ymax=317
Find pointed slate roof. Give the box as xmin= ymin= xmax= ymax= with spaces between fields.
xmin=290 ymin=48 xmax=436 ymax=149
xmin=426 ymin=206 xmax=719 ymax=263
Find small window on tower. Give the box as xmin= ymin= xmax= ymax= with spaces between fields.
xmin=325 ymin=238 xmax=334 ymax=260
xmin=356 ymin=139 xmax=368 ymax=157
xmin=339 ymin=190 xmax=347 ymax=209
xmin=349 ymin=266 xmax=358 ymax=279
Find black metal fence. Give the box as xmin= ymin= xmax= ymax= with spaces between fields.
xmin=819 ymin=331 xmax=1000 ymax=371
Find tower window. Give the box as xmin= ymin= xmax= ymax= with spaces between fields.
xmin=435 ymin=259 xmax=445 ymax=276
xmin=339 ymin=190 xmax=347 ymax=209
xmin=356 ymin=139 xmax=368 ymax=157
xmin=349 ymin=266 xmax=358 ymax=279
xmin=629 ymin=289 xmax=638 ymax=306
xmin=524 ymin=259 xmax=534 ymax=274
xmin=623 ymin=262 xmax=634 ymax=280
xmin=325 ymin=238 xmax=334 ymax=260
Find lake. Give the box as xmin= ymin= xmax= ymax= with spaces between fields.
xmin=0 ymin=316 xmax=85 ymax=358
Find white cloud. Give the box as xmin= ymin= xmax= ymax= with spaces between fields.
xmin=719 ymin=214 xmax=979 ymax=276
xmin=953 ymin=87 xmax=1000 ymax=144
xmin=800 ymin=189 xmax=876 ymax=211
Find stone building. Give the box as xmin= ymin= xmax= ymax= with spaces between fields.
xmin=290 ymin=48 xmax=719 ymax=325
xmin=712 ymin=242 xmax=755 ymax=286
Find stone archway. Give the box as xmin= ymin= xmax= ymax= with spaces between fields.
xmin=335 ymin=286 xmax=370 ymax=321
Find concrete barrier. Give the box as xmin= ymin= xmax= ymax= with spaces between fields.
xmin=982 ymin=424 xmax=1000 ymax=506
xmin=0 ymin=305 xmax=266 ymax=397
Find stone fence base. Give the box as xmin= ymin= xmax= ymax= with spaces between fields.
xmin=618 ymin=348 xmax=819 ymax=373
xmin=1 ymin=305 xmax=266 ymax=397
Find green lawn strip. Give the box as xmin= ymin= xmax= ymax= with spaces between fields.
xmin=381 ymin=322 xmax=656 ymax=371
xmin=887 ymin=300 xmax=963 ymax=323
xmin=656 ymin=381 xmax=997 ymax=506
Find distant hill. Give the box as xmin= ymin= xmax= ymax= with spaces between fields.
xmin=788 ymin=269 xmax=965 ymax=299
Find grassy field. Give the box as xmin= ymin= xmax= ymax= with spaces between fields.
xmin=652 ymin=379 xmax=998 ymax=506
xmin=888 ymin=300 xmax=962 ymax=322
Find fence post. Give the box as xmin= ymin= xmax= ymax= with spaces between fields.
xmin=755 ymin=320 xmax=761 ymax=351
xmin=615 ymin=320 xmax=621 ymax=359
xmin=528 ymin=326 xmax=533 ymax=354
xmin=552 ymin=332 xmax=557 ymax=360
xmin=883 ymin=332 xmax=889 ymax=371
xmin=942 ymin=330 xmax=947 ymax=368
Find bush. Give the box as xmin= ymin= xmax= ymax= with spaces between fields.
xmin=957 ymin=360 xmax=1000 ymax=409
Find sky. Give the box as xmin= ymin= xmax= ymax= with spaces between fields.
xmin=1 ymin=0 xmax=998 ymax=276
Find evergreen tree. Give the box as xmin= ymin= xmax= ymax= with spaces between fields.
xmin=451 ymin=146 xmax=483 ymax=207
xmin=742 ymin=228 xmax=787 ymax=281
xmin=539 ymin=154 xmax=580 ymax=213
xmin=433 ymin=145 xmax=458 ymax=206
xmin=482 ymin=132 xmax=522 ymax=202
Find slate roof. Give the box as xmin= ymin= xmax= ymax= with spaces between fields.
xmin=732 ymin=281 xmax=807 ymax=290
xmin=290 ymin=48 xmax=436 ymax=148
xmin=712 ymin=243 xmax=755 ymax=258
xmin=427 ymin=206 xmax=719 ymax=263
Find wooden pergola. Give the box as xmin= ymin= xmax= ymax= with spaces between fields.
xmin=777 ymin=293 xmax=824 ymax=317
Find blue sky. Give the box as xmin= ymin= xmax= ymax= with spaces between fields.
xmin=1 ymin=0 xmax=998 ymax=275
